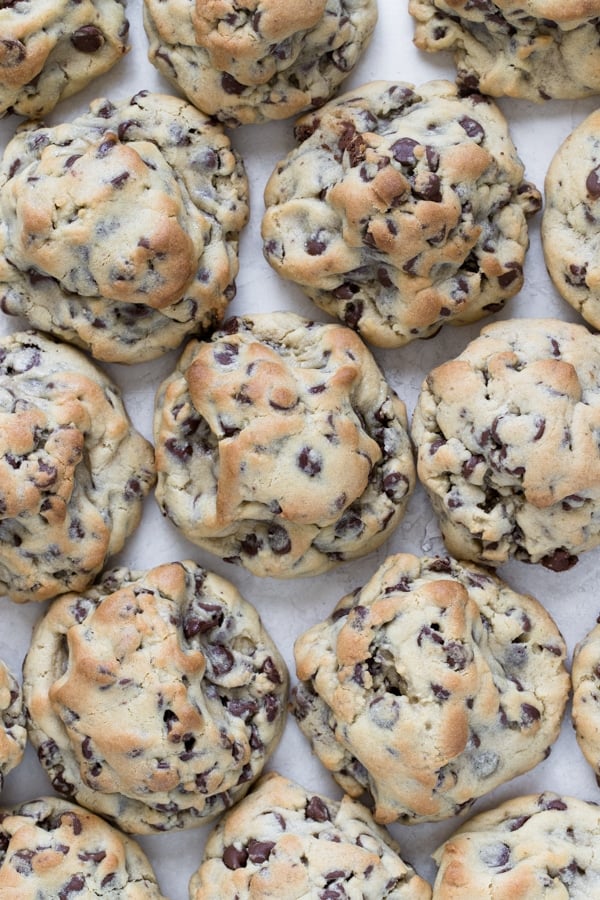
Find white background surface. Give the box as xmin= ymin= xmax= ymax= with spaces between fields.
xmin=1 ymin=1 xmax=600 ymax=896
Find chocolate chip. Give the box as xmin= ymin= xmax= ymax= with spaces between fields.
xmin=540 ymin=548 xmax=578 ymax=572
xmin=587 ymin=166 xmax=600 ymax=199
xmin=0 ymin=39 xmax=25 ymax=67
xmin=480 ymin=841 xmax=510 ymax=868
xmin=247 ymin=839 xmax=275 ymax=863
xmin=206 ymin=643 xmax=234 ymax=676
xmin=391 ymin=137 xmax=420 ymax=166
xmin=221 ymin=73 xmax=246 ymax=95
xmin=297 ymin=446 xmax=322 ymax=476
xmin=497 ymin=262 xmax=522 ymax=288
xmin=459 ymin=116 xmax=485 ymax=140
xmin=306 ymin=236 xmax=327 ymax=256
xmin=521 ymin=703 xmax=541 ymax=725
xmin=306 ymin=795 xmax=330 ymax=822
xmin=71 ymin=25 xmax=104 ymax=52
xmin=59 ymin=874 xmax=85 ymax=898
xmin=223 ymin=844 xmax=248 ymax=869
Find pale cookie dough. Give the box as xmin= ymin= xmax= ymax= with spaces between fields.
xmin=431 ymin=792 xmax=600 ymax=897
xmin=0 ymin=659 xmax=26 ymax=792
xmin=412 ymin=317 xmax=600 ymax=571
xmin=262 ymin=80 xmax=540 ymax=348
xmin=0 ymin=330 xmax=155 ymax=604
xmin=154 ymin=312 xmax=415 ymax=578
xmin=0 ymin=796 xmax=167 ymax=898
xmin=0 ymin=91 xmax=249 ymax=363
xmin=571 ymin=617 xmax=600 ymax=784
xmin=410 ymin=0 xmax=600 ymax=101
xmin=0 ymin=0 xmax=129 ymax=119
xmin=23 ymin=561 xmax=289 ymax=834
xmin=543 ymin=109 xmax=600 ymax=331
xmin=143 ymin=0 xmax=377 ymax=127
xmin=189 ymin=771 xmax=432 ymax=899
xmin=292 ymin=553 xmax=568 ymax=825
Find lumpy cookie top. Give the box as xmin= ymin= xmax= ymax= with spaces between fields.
xmin=23 ymin=561 xmax=289 ymax=834
xmin=412 ymin=317 xmax=600 ymax=570
xmin=262 ymin=80 xmax=540 ymax=348
xmin=410 ymin=0 xmax=600 ymax=102
xmin=0 ymin=797 xmax=166 ymax=898
xmin=571 ymin=618 xmax=600 ymax=782
xmin=431 ymin=792 xmax=600 ymax=897
xmin=543 ymin=110 xmax=600 ymax=331
xmin=0 ymin=330 xmax=155 ymax=604
xmin=0 ymin=91 xmax=249 ymax=363
xmin=189 ymin=771 xmax=433 ymax=899
xmin=143 ymin=0 xmax=377 ymax=126
xmin=0 ymin=0 xmax=129 ymax=119
xmin=292 ymin=553 xmax=568 ymax=825
xmin=154 ymin=312 xmax=415 ymax=578
xmin=0 ymin=659 xmax=26 ymax=792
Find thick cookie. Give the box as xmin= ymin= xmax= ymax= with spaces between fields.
xmin=543 ymin=110 xmax=600 ymax=331
xmin=0 ymin=0 xmax=129 ymax=119
xmin=0 ymin=660 xmax=25 ymax=792
xmin=23 ymin=561 xmax=289 ymax=834
xmin=411 ymin=317 xmax=600 ymax=570
xmin=0 ymin=796 xmax=166 ymax=897
xmin=0 ymin=330 xmax=155 ymax=603
xmin=262 ymin=80 xmax=540 ymax=348
xmin=154 ymin=312 xmax=415 ymax=578
xmin=189 ymin=771 xmax=432 ymax=899
xmin=571 ymin=618 xmax=600 ymax=783
xmin=143 ymin=0 xmax=377 ymax=127
xmin=410 ymin=0 xmax=600 ymax=101
xmin=291 ymin=553 xmax=568 ymax=825
xmin=0 ymin=91 xmax=249 ymax=363
xmin=431 ymin=792 xmax=600 ymax=897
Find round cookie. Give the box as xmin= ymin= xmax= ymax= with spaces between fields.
xmin=23 ymin=561 xmax=289 ymax=834
xmin=143 ymin=0 xmax=377 ymax=127
xmin=154 ymin=312 xmax=415 ymax=578
xmin=571 ymin=618 xmax=600 ymax=783
xmin=543 ymin=109 xmax=600 ymax=331
xmin=189 ymin=771 xmax=433 ymax=899
xmin=262 ymin=80 xmax=541 ymax=348
xmin=0 ymin=796 xmax=166 ymax=897
xmin=0 ymin=659 xmax=26 ymax=792
xmin=0 ymin=330 xmax=155 ymax=604
xmin=291 ymin=553 xmax=568 ymax=825
xmin=0 ymin=91 xmax=249 ymax=363
xmin=410 ymin=0 xmax=600 ymax=102
xmin=431 ymin=792 xmax=600 ymax=897
xmin=0 ymin=0 xmax=129 ymax=119
xmin=411 ymin=317 xmax=600 ymax=570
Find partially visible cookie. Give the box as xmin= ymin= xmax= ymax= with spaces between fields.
xmin=0 ymin=0 xmax=129 ymax=119
xmin=154 ymin=312 xmax=415 ymax=578
xmin=0 ymin=330 xmax=155 ymax=603
xmin=431 ymin=792 xmax=600 ymax=897
xmin=23 ymin=561 xmax=289 ymax=834
xmin=571 ymin=618 xmax=600 ymax=783
xmin=0 ymin=796 xmax=166 ymax=897
xmin=0 ymin=660 xmax=25 ymax=792
xmin=292 ymin=553 xmax=568 ymax=825
xmin=410 ymin=0 xmax=600 ymax=101
xmin=189 ymin=771 xmax=432 ymax=899
xmin=0 ymin=91 xmax=249 ymax=363
xmin=412 ymin=317 xmax=600 ymax=570
xmin=262 ymin=80 xmax=540 ymax=348
xmin=143 ymin=0 xmax=377 ymax=127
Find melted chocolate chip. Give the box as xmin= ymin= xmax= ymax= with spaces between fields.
xmin=71 ymin=25 xmax=104 ymax=52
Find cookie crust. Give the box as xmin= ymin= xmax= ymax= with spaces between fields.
xmin=0 ymin=660 xmax=25 ymax=792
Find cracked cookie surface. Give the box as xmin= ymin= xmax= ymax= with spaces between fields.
xmin=571 ymin=619 xmax=600 ymax=783
xmin=0 ymin=659 xmax=25 ymax=793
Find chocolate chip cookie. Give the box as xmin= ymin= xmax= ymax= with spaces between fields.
xmin=0 ymin=91 xmax=249 ymax=363
xmin=0 ymin=796 xmax=166 ymax=897
xmin=411 ymin=317 xmax=600 ymax=570
xmin=0 ymin=0 xmax=129 ymax=119
xmin=262 ymin=80 xmax=540 ymax=348
xmin=410 ymin=0 xmax=600 ymax=101
xmin=189 ymin=771 xmax=432 ymax=899
xmin=432 ymin=792 xmax=600 ymax=897
xmin=143 ymin=0 xmax=377 ymax=127
xmin=571 ymin=618 xmax=600 ymax=783
xmin=0 ymin=330 xmax=155 ymax=604
xmin=23 ymin=561 xmax=289 ymax=834
xmin=0 ymin=659 xmax=25 ymax=792
xmin=154 ymin=312 xmax=415 ymax=578
xmin=292 ymin=553 xmax=568 ymax=825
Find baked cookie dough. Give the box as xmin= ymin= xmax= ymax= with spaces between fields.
xmin=0 ymin=659 xmax=26 ymax=792
xmin=0 ymin=0 xmax=129 ymax=119
xmin=262 ymin=80 xmax=540 ymax=348
xmin=0 ymin=91 xmax=249 ymax=363
xmin=571 ymin=618 xmax=600 ymax=783
xmin=431 ymin=792 xmax=600 ymax=897
xmin=154 ymin=312 xmax=415 ymax=578
xmin=543 ymin=109 xmax=600 ymax=331
xmin=0 ymin=330 xmax=155 ymax=604
xmin=410 ymin=0 xmax=600 ymax=101
xmin=0 ymin=796 xmax=166 ymax=897
xmin=189 ymin=771 xmax=432 ymax=899
xmin=23 ymin=561 xmax=289 ymax=834
xmin=412 ymin=317 xmax=600 ymax=571
xmin=143 ymin=0 xmax=377 ymax=127
xmin=292 ymin=553 xmax=568 ymax=825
